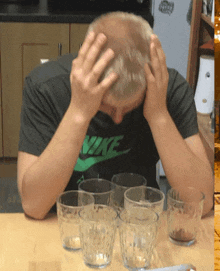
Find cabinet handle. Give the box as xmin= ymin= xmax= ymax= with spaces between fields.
xmin=58 ymin=43 xmax=62 ymax=56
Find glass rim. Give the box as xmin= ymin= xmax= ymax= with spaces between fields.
xmin=56 ymin=190 xmax=95 ymax=209
xmin=124 ymin=186 xmax=165 ymax=206
xmin=78 ymin=204 xmax=118 ymax=221
xmin=167 ymin=187 xmax=205 ymax=203
xmin=119 ymin=207 xmax=159 ymax=226
xmin=78 ymin=178 xmax=116 ymax=194
xmin=111 ymin=173 xmax=147 ymax=188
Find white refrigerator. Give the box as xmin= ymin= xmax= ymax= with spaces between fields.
xmin=152 ymin=0 xmax=192 ymax=79
xmin=151 ymin=0 xmax=192 ymax=180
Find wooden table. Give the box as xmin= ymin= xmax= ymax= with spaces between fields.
xmin=0 ymin=211 xmax=214 ymax=271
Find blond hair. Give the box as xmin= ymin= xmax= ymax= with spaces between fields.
xmin=86 ymin=11 xmax=154 ymax=99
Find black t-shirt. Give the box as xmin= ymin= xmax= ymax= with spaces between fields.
xmin=18 ymin=53 xmax=199 ymax=211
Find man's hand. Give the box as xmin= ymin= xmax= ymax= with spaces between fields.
xmin=143 ymin=34 xmax=169 ymax=124
xmin=70 ymin=32 xmax=118 ymax=122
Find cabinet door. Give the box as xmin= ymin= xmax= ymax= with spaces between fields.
xmin=70 ymin=24 xmax=89 ymax=55
xmin=0 ymin=23 xmax=69 ymax=157
xmin=0 ymin=28 xmax=2 ymax=157
xmin=0 ymin=86 xmax=2 ymax=158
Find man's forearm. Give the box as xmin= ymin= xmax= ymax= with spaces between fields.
xmin=148 ymin=111 xmax=213 ymax=216
xmin=21 ymin=105 xmax=90 ymax=219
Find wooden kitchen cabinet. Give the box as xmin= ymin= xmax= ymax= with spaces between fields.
xmin=186 ymin=0 xmax=214 ymax=169
xmin=0 ymin=85 xmax=2 ymax=158
xmin=0 ymin=23 xmax=69 ymax=157
xmin=0 ymin=27 xmax=2 ymax=157
xmin=70 ymin=23 xmax=89 ymax=55
xmin=187 ymin=0 xmax=214 ymax=91
xmin=0 ymin=22 xmax=90 ymax=158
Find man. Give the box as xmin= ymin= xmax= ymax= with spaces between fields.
xmin=17 ymin=12 xmax=214 ymax=220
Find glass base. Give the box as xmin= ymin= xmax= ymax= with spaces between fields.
xmin=62 ymin=244 xmax=81 ymax=251
xmin=169 ymin=236 xmax=195 ymax=246
xmin=123 ymin=258 xmax=150 ymax=271
xmin=84 ymin=253 xmax=111 ymax=269
xmin=62 ymin=236 xmax=81 ymax=251
xmin=124 ymin=264 xmax=149 ymax=271
xmin=84 ymin=261 xmax=110 ymax=269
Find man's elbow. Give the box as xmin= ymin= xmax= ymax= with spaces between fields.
xmin=21 ymin=201 xmax=49 ymax=220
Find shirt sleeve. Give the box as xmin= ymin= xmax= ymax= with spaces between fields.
xmin=166 ymin=68 xmax=199 ymax=139
xmin=18 ymin=76 xmax=59 ymax=156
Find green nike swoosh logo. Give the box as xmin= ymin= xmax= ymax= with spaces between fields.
xmin=74 ymin=149 xmax=131 ymax=172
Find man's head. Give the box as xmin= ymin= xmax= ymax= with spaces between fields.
xmin=86 ymin=12 xmax=154 ymax=123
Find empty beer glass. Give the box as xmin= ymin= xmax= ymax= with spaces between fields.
xmin=56 ymin=190 xmax=94 ymax=251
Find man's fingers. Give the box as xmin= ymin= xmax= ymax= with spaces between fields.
xmin=83 ymin=33 xmax=107 ymax=73
xmin=91 ymin=48 xmax=115 ymax=81
xmin=97 ymin=72 xmax=118 ymax=94
xmin=150 ymin=41 xmax=162 ymax=81
xmin=151 ymin=35 xmax=168 ymax=76
xmin=144 ymin=62 xmax=155 ymax=86
xmin=77 ymin=31 xmax=95 ymax=63
xmin=71 ymin=32 xmax=108 ymax=85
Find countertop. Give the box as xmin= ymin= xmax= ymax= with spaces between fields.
xmin=0 ymin=0 xmax=154 ymax=24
